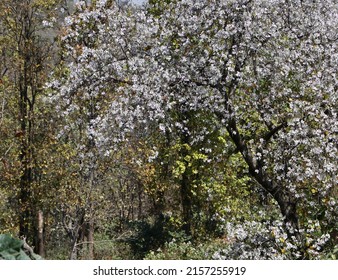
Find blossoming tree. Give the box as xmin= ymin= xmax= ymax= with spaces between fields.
xmin=52 ymin=0 xmax=337 ymax=259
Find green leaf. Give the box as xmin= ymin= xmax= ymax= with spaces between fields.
xmin=0 ymin=234 xmax=43 ymax=260
xmin=17 ymin=250 xmax=31 ymax=260
xmin=0 ymin=234 xmax=23 ymax=252
xmin=0 ymin=250 xmax=16 ymax=260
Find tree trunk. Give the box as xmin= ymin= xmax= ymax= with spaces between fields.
xmin=17 ymin=1 xmax=35 ymax=245
xmin=273 ymin=191 xmax=299 ymax=235
xmin=86 ymin=219 xmax=94 ymax=259
xmin=70 ymin=240 xmax=78 ymax=260
xmin=180 ymin=132 xmax=193 ymax=236
xmin=222 ymin=100 xmax=304 ymax=256
xmin=180 ymin=170 xmax=192 ymax=236
xmin=18 ymin=79 xmax=32 ymax=240
xmin=36 ymin=210 xmax=45 ymax=257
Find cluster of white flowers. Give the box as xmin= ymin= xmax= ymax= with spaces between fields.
xmin=211 ymin=219 xmax=287 ymax=260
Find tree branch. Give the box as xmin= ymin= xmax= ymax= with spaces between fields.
xmin=263 ymin=121 xmax=288 ymax=142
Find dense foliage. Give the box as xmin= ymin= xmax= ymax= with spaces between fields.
xmin=0 ymin=0 xmax=337 ymax=259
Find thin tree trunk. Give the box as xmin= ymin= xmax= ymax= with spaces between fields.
xmin=18 ymin=82 xmax=32 ymax=240
xmin=180 ymin=132 xmax=192 ymax=236
xmin=36 ymin=210 xmax=45 ymax=257
xmin=70 ymin=240 xmax=78 ymax=260
xmin=180 ymin=171 xmax=192 ymax=236
xmin=86 ymin=219 xmax=94 ymax=259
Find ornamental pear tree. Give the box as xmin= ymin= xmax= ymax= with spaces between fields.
xmin=51 ymin=0 xmax=337 ymax=259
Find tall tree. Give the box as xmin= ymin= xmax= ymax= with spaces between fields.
xmin=0 ymin=0 xmax=67 ymax=255
xmin=52 ymin=0 xmax=337 ymax=259
xmin=137 ymin=0 xmax=338 ymax=258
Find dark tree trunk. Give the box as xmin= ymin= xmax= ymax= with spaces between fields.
xmin=180 ymin=170 xmax=192 ymax=236
xmin=18 ymin=72 xmax=33 ymax=240
xmin=17 ymin=2 xmax=36 ymax=246
xmin=180 ymin=132 xmax=193 ymax=236
xmin=219 ymin=85 xmax=304 ymax=257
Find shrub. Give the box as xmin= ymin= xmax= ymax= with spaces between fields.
xmin=0 ymin=234 xmax=42 ymax=260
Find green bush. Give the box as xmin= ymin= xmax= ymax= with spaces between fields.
xmin=125 ymin=215 xmax=174 ymax=259
xmin=145 ymin=237 xmax=229 ymax=260
xmin=0 ymin=234 xmax=42 ymax=260
xmin=86 ymin=233 xmax=133 ymax=260
xmin=324 ymin=245 xmax=338 ymax=260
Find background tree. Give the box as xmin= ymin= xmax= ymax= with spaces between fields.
xmin=0 ymin=0 xmax=74 ymax=256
